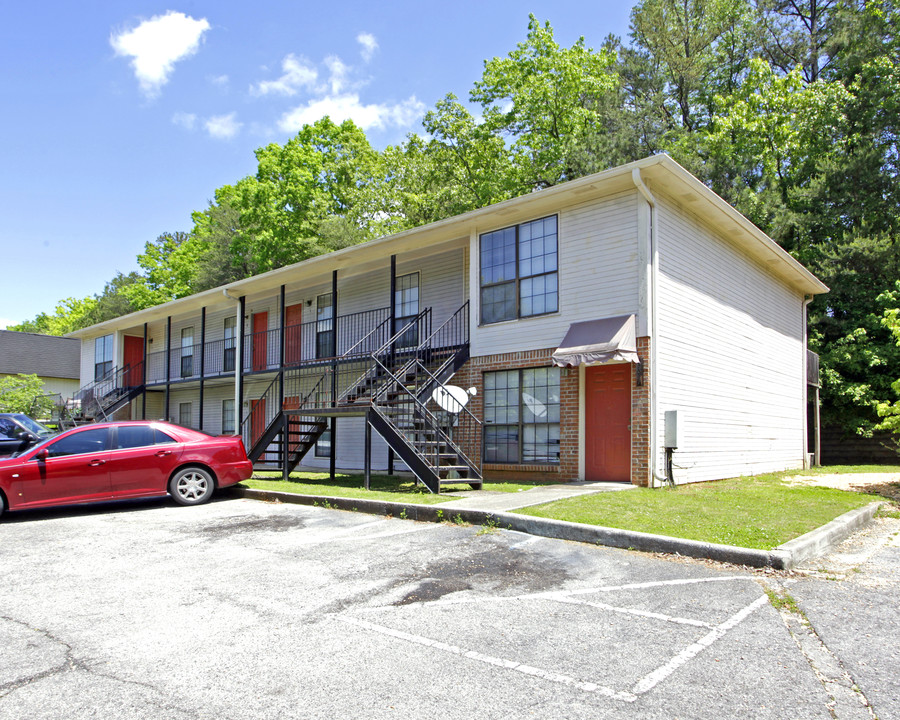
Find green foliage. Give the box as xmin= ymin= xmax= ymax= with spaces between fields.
xmin=472 ymin=15 xmax=617 ymax=188
xmin=875 ymin=281 xmax=900 ymax=434
xmin=8 ymin=296 xmax=99 ymax=336
xmin=0 ymin=374 xmax=53 ymax=416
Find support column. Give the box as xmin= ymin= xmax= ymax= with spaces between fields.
xmin=329 ymin=270 xmax=338 ymax=479
xmin=238 ymin=297 xmax=246 ymax=430
xmin=388 ymin=255 xmax=396 ymax=475
xmin=164 ymin=316 xmax=171 ymax=422
xmin=141 ymin=322 xmax=148 ymax=420
xmin=199 ymin=307 xmax=206 ymax=431
xmin=364 ymin=417 xmax=372 ymax=490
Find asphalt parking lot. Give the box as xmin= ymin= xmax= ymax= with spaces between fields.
xmin=1 ymin=494 xmax=897 ymax=720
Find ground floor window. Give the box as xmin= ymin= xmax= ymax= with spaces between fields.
xmin=222 ymin=399 xmax=235 ymax=434
xmin=315 ymin=427 xmax=331 ymax=457
xmin=178 ymin=402 xmax=193 ymax=428
xmin=483 ymin=367 xmax=560 ymax=464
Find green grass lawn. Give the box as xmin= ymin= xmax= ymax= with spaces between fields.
xmin=241 ymin=471 xmax=547 ymax=505
xmin=515 ymin=466 xmax=899 ymax=550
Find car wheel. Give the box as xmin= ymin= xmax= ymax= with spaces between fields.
xmin=0 ymin=492 xmax=5 ymax=519
xmin=169 ymin=467 xmax=215 ymax=506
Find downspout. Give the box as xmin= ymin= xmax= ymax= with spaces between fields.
xmin=223 ymin=288 xmax=242 ymax=433
xmin=632 ymin=168 xmax=667 ymax=488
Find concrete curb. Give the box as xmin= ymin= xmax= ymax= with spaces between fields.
xmin=231 ymin=487 xmax=884 ymax=570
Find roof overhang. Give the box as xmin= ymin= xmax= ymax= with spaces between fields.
xmin=67 ymin=154 xmax=827 ymax=339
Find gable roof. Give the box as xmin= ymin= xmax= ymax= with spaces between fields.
xmin=67 ymin=154 xmax=828 ymax=338
xmin=0 ymin=330 xmax=81 ymax=379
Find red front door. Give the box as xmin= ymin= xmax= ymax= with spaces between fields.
xmin=252 ymin=312 xmax=268 ymax=371
xmin=585 ymin=364 xmax=632 ymax=482
xmin=285 ymin=304 xmax=303 ymax=365
xmin=123 ymin=335 xmax=144 ymax=387
xmin=250 ymin=397 xmax=267 ymax=446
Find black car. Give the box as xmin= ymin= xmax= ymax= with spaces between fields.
xmin=0 ymin=414 xmax=56 ymax=457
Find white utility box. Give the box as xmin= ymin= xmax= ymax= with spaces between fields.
xmin=664 ymin=410 xmax=683 ymax=449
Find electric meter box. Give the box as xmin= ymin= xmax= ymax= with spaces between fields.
xmin=664 ymin=410 xmax=683 ymax=449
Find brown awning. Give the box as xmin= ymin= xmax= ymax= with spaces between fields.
xmin=551 ymin=315 xmax=639 ymax=368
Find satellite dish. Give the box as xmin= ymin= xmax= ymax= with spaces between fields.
xmin=522 ymin=392 xmax=547 ymax=418
xmin=432 ymin=385 xmax=470 ymax=413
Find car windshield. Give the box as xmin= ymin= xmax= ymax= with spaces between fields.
xmin=16 ymin=415 xmax=54 ymax=436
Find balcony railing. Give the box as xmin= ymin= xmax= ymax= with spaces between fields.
xmin=144 ymin=307 xmax=391 ymax=385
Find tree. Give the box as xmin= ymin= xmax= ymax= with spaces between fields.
xmin=875 ymin=282 xmax=900 ymax=435
xmin=471 ymin=15 xmax=617 ymax=188
xmin=233 ymin=117 xmax=379 ymax=272
xmin=0 ymin=374 xmax=53 ymax=417
xmin=7 ymin=296 xmax=99 ymax=336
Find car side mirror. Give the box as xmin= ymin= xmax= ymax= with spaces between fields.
xmin=35 ymin=448 xmax=49 ymax=461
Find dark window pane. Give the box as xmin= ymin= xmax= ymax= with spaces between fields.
xmin=116 ymin=425 xmax=157 ymax=449
xmin=154 ymin=429 xmax=177 ymax=444
xmin=48 ymin=428 xmax=109 ymax=457
xmin=484 ymin=425 xmax=519 ymax=463
xmin=481 ymin=282 xmax=516 ymax=324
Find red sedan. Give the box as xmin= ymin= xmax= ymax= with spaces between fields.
xmin=0 ymin=421 xmax=252 ymax=519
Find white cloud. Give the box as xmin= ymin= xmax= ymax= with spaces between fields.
xmin=210 ymin=74 xmax=230 ymax=87
xmin=278 ymin=94 xmax=425 ymax=132
xmin=205 ymin=113 xmax=242 ymax=139
xmin=0 ymin=318 xmax=14 ymax=330
xmin=357 ymin=32 xmax=378 ymax=62
xmin=172 ymin=111 xmax=197 ymax=130
xmin=111 ymin=11 xmax=210 ymax=98
xmin=251 ymin=54 xmax=318 ymax=96
xmin=324 ymin=55 xmax=350 ymax=94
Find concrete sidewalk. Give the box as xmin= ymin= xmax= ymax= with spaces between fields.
xmin=437 ymin=480 xmax=636 ymax=512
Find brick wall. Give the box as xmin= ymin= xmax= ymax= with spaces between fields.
xmin=455 ymin=342 xmax=651 ymax=486
xmin=631 ymin=337 xmax=651 ymax=487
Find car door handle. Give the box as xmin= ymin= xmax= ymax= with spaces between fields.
xmin=156 ymin=450 xmax=173 ymax=457
xmin=88 ymin=459 xmax=107 ymax=466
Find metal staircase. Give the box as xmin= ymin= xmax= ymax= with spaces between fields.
xmin=242 ymin=302 xmax=481 ymax=492
xmin=65 ymin=364 xmax=145 ymax=427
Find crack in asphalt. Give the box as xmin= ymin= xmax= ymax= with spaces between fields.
xmin=0 ymin=615 xmax=219 ymax=720
xmin=757 ymin=582 xmax=877 ymax=720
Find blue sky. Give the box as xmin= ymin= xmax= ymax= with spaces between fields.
xmin=0 ymin=1 xmax=633 ymax=329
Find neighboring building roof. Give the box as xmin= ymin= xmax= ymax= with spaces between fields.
xmin=0 ymin=330 xmax=81 ymax=379
xmin=67 ymin=154 xmax=829 ymax=339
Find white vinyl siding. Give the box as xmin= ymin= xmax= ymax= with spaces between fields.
xmin=654 ymin=192 xmax=806 ymax=483
xmin=471 ymin=191 xmax=640 ymax=356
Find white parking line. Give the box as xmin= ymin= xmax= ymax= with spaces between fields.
xmin=337 ymin=615 xmax=638 ymax=702
xmin=549 ymin=594 xmax=714 ymax=629
xmin=631 ymin=594 xmax=769 ymax=695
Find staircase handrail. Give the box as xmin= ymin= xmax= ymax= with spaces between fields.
xmin=369 ymin=353 xmax=480 ymax=471
xmin=342 ymin=311 xmax=393 ymax=357
xmin=416 ymin=301 xmax=469 ymax=353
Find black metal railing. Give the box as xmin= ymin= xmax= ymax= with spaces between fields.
xmin=145 ymin=307 xmax=391 ymax=384
xmin=71 ymin=362 xmax=145 ymax=422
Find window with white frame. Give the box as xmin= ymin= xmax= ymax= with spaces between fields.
xmin=178 ymin=402 xmax=193 ymax=428
xmin=480 ymin=216 xmax=558 ymax=324
xmin=180 ymin=327 xmax=194 ymax=378
xmin=315 ymin=427 xmax=331 ymax=458
xmin=394 ymin=272 xmax=419 ymax=346
xmin=223 ymin=316 xmax=236 ymax=373
xmin=94 ymin=335 xmax=113 ymax=381
xmin=316 ymin=293 xmax=334 ymax=359
xmin=222 ymin=399 xmax=235 ymax=434
xmin=483 ymin=367 xmax=560 ymax=464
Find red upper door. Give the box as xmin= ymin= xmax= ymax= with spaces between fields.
xmin=285 ymin=303 xmax=303 ymax=365
xmin=252 ymin=312 xmax=268 ymax=371
xmin=123 ymin=335 xmax=144 ymax=387
xmin=585 ymin=364 xmax=632 ymax=482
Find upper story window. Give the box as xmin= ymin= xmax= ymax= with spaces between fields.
xmin=316 ymin=293 xmax=334 ymax=359
xmin=480 ymin=215 xmax=558 ymax=325
xmin=94 ymin=335 xmax=113 ymax=381
xmin=223 ymin=316 xmax=236 ymax=373
xmin=180 ymin=327 xmax=194 ymax=378
xmin=394 ymin=272 xmax=420 ymax=347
